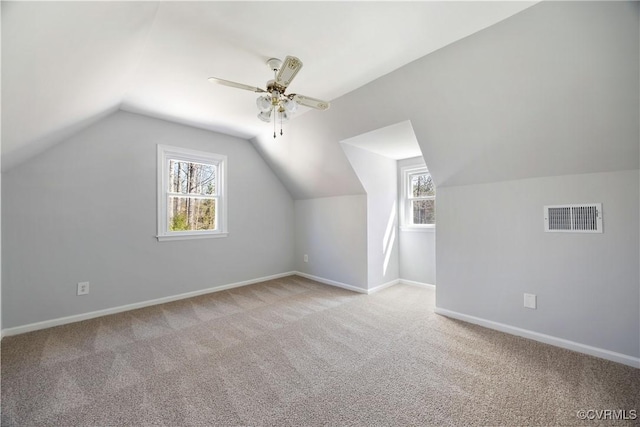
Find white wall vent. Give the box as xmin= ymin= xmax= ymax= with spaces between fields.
xmin=544 ymin=203 xmax=602 ymax=233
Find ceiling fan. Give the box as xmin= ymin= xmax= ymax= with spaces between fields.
xmin=208 ymin=56 xmax=330 ymax=138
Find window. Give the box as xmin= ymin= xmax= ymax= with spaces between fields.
xmin=157 ymin=145 xmax=227 ymax=241
xmin=402 ymin=166 xmax=435 ymax=229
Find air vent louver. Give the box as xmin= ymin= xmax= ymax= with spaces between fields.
xmin=544 ymin=204 xmax=602 ymax=233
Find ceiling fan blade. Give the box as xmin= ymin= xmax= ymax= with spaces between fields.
xmin=292 ymin=94 xmax=330 ymax=110
xmin=276 ymin=56 xmax=303 ymax=89
xmin=208 ymin=77 xmax=265 ymax=93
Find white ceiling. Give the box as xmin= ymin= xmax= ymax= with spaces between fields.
xmin=1 ymin=1 xmax=537 ymax=170
xmin=340 ymin=120 xmax=422 ymax=160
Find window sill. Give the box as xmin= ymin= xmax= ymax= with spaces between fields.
xmin=157 ymin=232 xmax=229 ymax=242
xmin=400 ymin=226 xmax=435 ymax=233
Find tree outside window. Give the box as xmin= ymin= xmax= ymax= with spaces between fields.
xmin=157 ymin=146 xmax=227 ymax=241
xmin=403 ymin=166 xmax=435 ymax=227
xmin=168 ymin=160 xmax=217 ymax=231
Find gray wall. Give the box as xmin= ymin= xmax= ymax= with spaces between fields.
xmin=341 ymin=144 xmax=399 ymax=288
xmin=399 ymin=226 xmax=435 ymax=285
xmin=437 ymin=170 xmax=639 ymax=357
xmin=398 ymin=156 xmax=435 ymax=285
xmin=294 ymin=196 xmax=367 ymax=290
xmin=426 ymin=1 xmax=639 ymax=359
xmin=2 ymin=111 xmax=295 ymax=328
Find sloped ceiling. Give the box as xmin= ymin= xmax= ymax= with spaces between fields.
xmin=254 ymin=1 xmax=639 ymax=198
xmin=341 ymin=121 xmax=422 ymax=161
xmin=2 ymin=0 xmax=537 ymax=178
xmin=2 ymin=1 xmax=158 ymax=170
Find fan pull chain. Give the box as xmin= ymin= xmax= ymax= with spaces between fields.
xmin=273 ymin=67 xmax=278 ymax=139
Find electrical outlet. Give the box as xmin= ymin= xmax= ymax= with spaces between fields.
xmin=77 ymin=282 xmax=90 ymax=296
xmin=524 ymin=293 xmax=536 ymax=309
xmin=304 ymin=254 xmax=308 ymax=263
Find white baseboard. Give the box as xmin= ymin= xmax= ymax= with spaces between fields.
xmin=434 ymin=307 xmax=640 ymax=369
xmin=1 ymin=271 xmax=296 ymax=338
xmin=293 ymin=272 xmax=435 ymax=295
xmin=1 ymin=271 xmax=398 ymax=338
xmin=368 ymin=279 xmax=400 ymax=294
xmin=399 ymin=279 xmax=435 ymax=290
xmin=293 ymin=272 xmax=368 ymax=294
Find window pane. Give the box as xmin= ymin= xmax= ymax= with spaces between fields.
xmin=168 ymin=196 xmax=217 ymax=231
xmin=412 ymin=199 xmax=435 ymax=224
xmin=411 ymin=173 xmax=435 ymax=197
xmin=168 ymin=160 xmax=216 ymax=195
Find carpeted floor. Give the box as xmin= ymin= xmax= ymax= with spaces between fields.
xmin=1 ymin=275 xmax=639 ymax=426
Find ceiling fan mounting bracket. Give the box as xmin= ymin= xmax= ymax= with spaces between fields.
xmin=266 ymin=58 xmax=283 ymax=72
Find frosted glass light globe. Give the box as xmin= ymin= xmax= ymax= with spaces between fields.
xmin=257 ymin=110 xmax=272 ymax=123
xmin=256 ymin=95 xmax=272 ymax=113
xmin=283 ymin=98 xmax=297 ymax=113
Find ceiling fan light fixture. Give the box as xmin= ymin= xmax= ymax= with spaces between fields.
xmin=279 ymin=108 xmax=291 ymax=122
xmin=257 ymin=110 xmax=272 ymax=123
xmin=256 ymin=95 xmax=272 ymax=112
xmin=283 ymin=98 xmax=297 ymax=113
xmin=271 ymin=90 xmax=280 ymax=104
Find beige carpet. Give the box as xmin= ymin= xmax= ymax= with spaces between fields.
xmin=1 ymin=275 xmax=638 ymax=426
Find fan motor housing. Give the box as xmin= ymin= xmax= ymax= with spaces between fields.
xmin=267 ymin=81 xmax=288 ymax=95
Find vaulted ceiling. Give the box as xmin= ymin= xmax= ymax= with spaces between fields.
xmin=251 ymin=1 xmax=638 ymax=198
xmin=2 ymin=1 xmax=537 ymax=173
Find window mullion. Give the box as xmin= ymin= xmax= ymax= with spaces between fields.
xmin=167 ymin=192 xmax=217 ymax=199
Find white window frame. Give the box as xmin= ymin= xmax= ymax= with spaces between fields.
xmin=157 ymin=145 xmax=228 ymax=241
xmin=400 ymin=165 xmax=435 ymax=231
